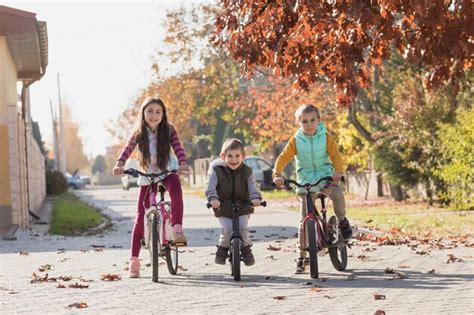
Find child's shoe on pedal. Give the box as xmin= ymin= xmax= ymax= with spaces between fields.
xmin=215 ymin=245 xmax=228 ymax=265
xmin=242 ymin=245 xmax=255 ymax=266
xmin=338 ymin=217 xmax=353 ymax=240
xmin=171 ymin=224 xmax=187 ymax=245
xmin=129 ymin=256 xmax=140 ymax=278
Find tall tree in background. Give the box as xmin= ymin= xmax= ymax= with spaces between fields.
xmin=62 ymin=104 xmax=89 ymax=174
xmin=215 ymin=0 xmax=472 ymax=106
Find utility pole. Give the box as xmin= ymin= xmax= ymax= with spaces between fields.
xmin=50 ymin=100 xmax=59 ymax=171
xmin=57 ymin=73 xmax=67 ymax=174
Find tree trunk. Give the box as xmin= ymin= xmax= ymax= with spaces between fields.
xmin=377 ymin=173 xmax=384 ymax=196
xmin=389 ymin=184 xmax=404 ymax=201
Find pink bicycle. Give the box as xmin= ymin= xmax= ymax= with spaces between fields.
xmin=124 ymin=168 xmax=184 ymax=282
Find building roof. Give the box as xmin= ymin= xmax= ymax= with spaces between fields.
xmin=0 ymin=5 xmax=48 ymax=81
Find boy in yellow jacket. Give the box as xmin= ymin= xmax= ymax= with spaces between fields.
xmin=273 ymin=104 xmax=352 ymax=273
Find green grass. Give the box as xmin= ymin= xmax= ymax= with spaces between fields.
xmin=348 ymin=203 xmax=474 ymax=238
xmin=49 ymin=192 xmax=104 ymax=236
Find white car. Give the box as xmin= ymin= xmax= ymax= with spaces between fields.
xmin=121 ymin=159 xmax=139 ymax=190
xmin=243 ymin=156 xmax=274 ymax=190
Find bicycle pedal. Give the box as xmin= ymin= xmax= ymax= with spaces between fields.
xmin=174 ymin=241 xmax=187 ymax=247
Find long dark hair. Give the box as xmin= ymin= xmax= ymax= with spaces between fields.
xmin=133 ymin=97 xmax=171 ymax=170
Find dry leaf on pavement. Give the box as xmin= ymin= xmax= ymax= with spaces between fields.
xmin=374 ymin=294 xmax=386 ymax=300
xmin=273 ymin=296 xmax=286 ymax=300
xmin=267 ymin=245 xmax=281 ymax=251
xmin=100 ymin=273 xmax=121 ymax=281
xmin=69 ymin=282 xmax=89 ymax=289
xmin=67 ymin=302 xmax=88 ymax=308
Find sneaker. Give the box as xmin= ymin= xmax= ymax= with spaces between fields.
xmin=339 ymin=217 xmax=353 ymax=240
xmin=129 ymin=256 xmax=140 ymax=278
xmin=294 ymin=257 xmax=309 ymax=274
xmin=215 ymin=245 xmax=228 ymax=265
xmin=171 ymin=224 xmax=187 ymax=245
xmin=242 ymin=245 xmax=255 ymax=266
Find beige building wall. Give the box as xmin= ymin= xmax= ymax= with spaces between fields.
xmin=0 ymin=36 xmax=46 ymax=228
xmin=0 ymin=36 xmax=16 ymax=225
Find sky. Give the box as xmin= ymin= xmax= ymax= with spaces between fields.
xmin=2 ymin=0 xmax=206 ymax=157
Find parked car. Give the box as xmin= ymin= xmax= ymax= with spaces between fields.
xmin=121 ymin=159 xmax=139 ymax=190
xmin=80 ymin=175 xmax=91 ymax=185
xmin=243 ymin=156 xmax=274 ymax=190
xmin=66 ymin=173 xmax=85 ymax=189
xmin=210 ymin=156 xmax=274 ymax=190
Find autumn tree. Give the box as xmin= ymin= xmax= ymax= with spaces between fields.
xmin=91 ymin=155 xmax=107 ymax=174
xmin=62 ymin=104 xmax=89 ymax=174
xmin=214 ymin=0 xmax=472 ymax=106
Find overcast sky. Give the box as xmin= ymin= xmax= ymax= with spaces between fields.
xmin=3 ymin=0 xmax=206 ymax=157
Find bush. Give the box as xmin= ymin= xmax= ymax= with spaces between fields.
xmin=435 ymin=107 xmax=474 ymax=210
xmin=46 ymin=170 xmax=68 ymax=195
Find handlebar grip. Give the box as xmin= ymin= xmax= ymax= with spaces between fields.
xmin=124 ymin=169 xmax=138 ymax=177
xmin=206 ymin=202 xmax=212 ymax=209
xmin=261 ymin=200 xmax=267 ymax=207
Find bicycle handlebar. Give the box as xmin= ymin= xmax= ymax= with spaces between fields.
xmin=274 ymin=176 xmax=345 ymax=190
xmin=124 ymin=168 xmax=178 ymax=178
xmin=206 ymin=200 xmax=267 ymax=209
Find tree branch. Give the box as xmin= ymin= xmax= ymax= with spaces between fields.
xmin=347 ymin=102 xmax=375 ymax=144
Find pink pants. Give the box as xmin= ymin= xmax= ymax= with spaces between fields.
xmin=131 ymin=174 xmax=183 ymax=257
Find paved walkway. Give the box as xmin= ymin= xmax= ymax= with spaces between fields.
xmin=1 ymin=186 xmax=473 ymax=314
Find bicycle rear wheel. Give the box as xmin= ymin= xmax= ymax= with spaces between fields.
xmin=165 ymin=245 xmax=178 ymax=275
xmin=328 ymin=216 xmax=348 ymax=271
xmin=151 ymin=214 xmax=159 ymax=282
xmin=306 ymin=220 xmax=319 ymax=279
xmin=231 ymin=238 xmax=241 ymax=281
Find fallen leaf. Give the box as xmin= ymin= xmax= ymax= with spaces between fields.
xmin=398 ymin=265 xmax=410 ymax=269
xmin=100 ymin=274 xmax=121 ymax=281
xmin=446 ymin=254 xmax=463 ymax=263
xmin=427 ymin=269 xmax=435 ymax=274
xmin=310 ymin=287 xmax=325 ymax=293
xmin=79 ymin=278 xmax=93 ymax=282
xmin=374 ymin=294 xmax=386 ymax=300
xmin=384 ymin=268 xmax=394 ymax=274
xmin=95 ymin=248 xmax=104 ymax=253
xmin=374 ymin=310 xmax=386 ymax=315
xmin=19 ymin=251 xmax=29 ymax=256
xmin=266 ymin=255 xmax=276 ymax=260
xmin=67 ymin=302 xmax=88 ymax=308
xmin=58 ymin=276 xmax=72 ymax=281
xmin=38 ymin=264 xmax=52 ymax=272
xmin=56 ymin=284 xmax=66 ymax=288
xmin=69 ymin=283 xmax=89 ymax=289
xmin=80 ymin=249 xmax=89 ymax=253
xmin=30 ymin=273 xmax=57 ymax=284
xmin=178 ymin=266 xmax=188 ymax=271
xmin=145 ymin=263 xmax=151 ymax=267
xmin=273 ymin=296 xmax=286 ymax=300
xmin=267 ymin=245 xmax=281 ymax=251
xmin=324 ymin=295 xmax=335 ymax=299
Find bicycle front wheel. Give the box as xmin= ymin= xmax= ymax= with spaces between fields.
xmin=328 ymin=216 xmax=348 ymax=271
xmin=231 ymin=238 xmax=241 ymax=281
xmin=306 ymin=220 xmax=319 ymax=279
xmin=165 ymin=245 xmax=178 ymax=275
xmin=151 ymin=214 xmax=160 ymax=282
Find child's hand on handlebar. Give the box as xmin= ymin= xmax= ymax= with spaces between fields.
xmin=273 ymin=176 xmax=285 ymax=188
xmin=112 ymin=162 xmax=124 ymax=176
xmin=251 ymin=199 xmax=262 ymax=207
xmin=210 ymin=199 xmax=220 ymax=209
xmin=179 ymin=162 xmax=190 ymax=175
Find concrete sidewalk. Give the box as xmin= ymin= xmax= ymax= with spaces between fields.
xmin=1 ymin=187 xmax=473 ymax=314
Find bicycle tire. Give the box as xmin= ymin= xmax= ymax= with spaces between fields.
xmin=306 ymin=220 xmax=319 ymax=279
xmin=151 ymin=214 xmax=159 ymax=282
xmin=165 ymin=245 xmax=178 ymax=275
xmin=328 ymin=216 xmax=348 ymax=271
xmin=231 ymin=238 xmax=241 ymax=281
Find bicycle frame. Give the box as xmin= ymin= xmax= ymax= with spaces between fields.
xmin=300 ymin=190 xmax=329 ymax=251
xmin=143 ymin=182 xmax=173 ymax=252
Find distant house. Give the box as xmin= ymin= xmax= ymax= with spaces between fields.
xmin=0 ymin=5 xmax=48 ymax=235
